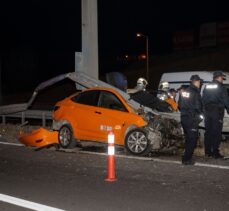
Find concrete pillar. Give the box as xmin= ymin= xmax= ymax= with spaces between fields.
xmin=77 ymin=0 xmax=98 ymax=79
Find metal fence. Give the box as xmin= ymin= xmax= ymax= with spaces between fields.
xmin=1 ymin=110 xmax=52 ymax=127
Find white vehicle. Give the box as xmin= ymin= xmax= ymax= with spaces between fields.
xmin=160 ymin=71 xmax=229 ymax=96
xmin=158 ymin=71 xmax=229 ymax=138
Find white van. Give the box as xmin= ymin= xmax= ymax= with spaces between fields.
xmin=160 ymin=71 xmax=229 ymax=97
xmin=158 ymin=71 xmax=229 ymax=137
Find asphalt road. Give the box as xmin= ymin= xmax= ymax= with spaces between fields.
xmin=0 ymin=142 xmax=229 ymax=211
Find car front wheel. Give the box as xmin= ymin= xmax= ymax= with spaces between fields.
xmin=58 ymin=125 xmax=76 ymax=149
xmin=125 ymin=128 xmax=151 ymax=156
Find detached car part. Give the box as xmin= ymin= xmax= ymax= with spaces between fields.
xmin=19 ymin=128 xmax=58 ymax=147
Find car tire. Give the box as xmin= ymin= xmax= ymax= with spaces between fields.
xmin=124 ymin=128 xmax=151 ymax=156
xmin=58 ymin=125 xmax=76 ymax=149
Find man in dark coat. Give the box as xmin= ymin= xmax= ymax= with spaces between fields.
xmin=179 ymin=75 xmax=203 ymax=165
xmin=202 ymin=71 xmax=229 ymax=159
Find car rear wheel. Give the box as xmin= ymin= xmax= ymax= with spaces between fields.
xmin=58 ymin=125 xmax=76 ymax=149
xmin=125 ymin=128 xmax=151 ymax=156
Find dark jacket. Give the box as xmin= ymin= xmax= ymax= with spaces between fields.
xmin=202 ymin=80 xmax=229 ymax=112
xmin=178 ymin=84 xmax=202 ymax=116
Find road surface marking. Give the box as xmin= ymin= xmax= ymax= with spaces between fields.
xmin=194 ymin=162 xmax=229 ymax=169
xmin=0 ymin=141 xmax=229 ymax=170
xmin=0 ymin=141 xmax=24 ymax=147
xmin=79 ymin=150 xmax=229 ymax=170
xmin=0 ymin=193 xmax=65 ymax=211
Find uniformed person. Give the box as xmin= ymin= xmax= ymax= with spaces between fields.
xmin=202 ymin=71 xmax=229 ymax=159
xmin=179 ymin=75 xmax=203 ymax=165
xmin=135 ymin=77 xmax=148 ymax=91
xmin=159 ymin=81 xmax=169 ymax=92
xmin=167 ymin=88 xmax=178 ymax=111
xmin=127 ymin=77 xmax=148 ymax=94
xmin=168 ymin=88 xmax=177 ymax=100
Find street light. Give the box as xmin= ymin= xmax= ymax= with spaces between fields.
xmin=136 ymin=33 xmax=149 ymax=82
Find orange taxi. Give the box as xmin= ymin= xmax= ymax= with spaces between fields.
xmin=52 ymin=87 xmax=150 ymax=155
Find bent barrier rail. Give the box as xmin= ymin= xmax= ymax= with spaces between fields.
xmin=0 ymin=110 xmax=52 ymax=127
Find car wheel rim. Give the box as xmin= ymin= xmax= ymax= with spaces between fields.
xmin=59 ymin=127 xmax=71 ymax=147
xmin=127 ymin=131 xmax=148 ymax=153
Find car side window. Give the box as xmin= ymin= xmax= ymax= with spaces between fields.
xmin=71 ymin=90 xmax=99 ymax=106
xmin=98 ymin=91 xmax=127 ymax=112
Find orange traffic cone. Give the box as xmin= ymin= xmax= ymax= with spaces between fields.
xmin=105 ymin=131 xmax=116 ymax=182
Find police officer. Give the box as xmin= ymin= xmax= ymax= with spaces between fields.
xmin=135 ymin=77 xmax=148 ymax=91
xmin=202 ymin=71 xmax=229 ymax=159
xmin=179 ymin=75 xmax=203 ymax=165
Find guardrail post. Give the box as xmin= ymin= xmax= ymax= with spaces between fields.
xmin=0 ymin=110 xmax=52 ymax=127
xmin=42 ymin=112 xmax=46 ymax=127
xmin=2 ymin=115 xmax=6 ymax=125
xmin=21 ymin=112 xmax=25 ymax=125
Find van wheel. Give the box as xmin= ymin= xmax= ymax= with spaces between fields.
xmin=58 ymin=125 xmax=76 ymax=149
xmin=125 ymin=128 xmax=151 ymax=156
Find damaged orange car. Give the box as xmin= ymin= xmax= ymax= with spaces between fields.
xmin=12 ymin=72 xmax=183 ymax=156
xmin=52 ymin=87 xmax=151 ymax=155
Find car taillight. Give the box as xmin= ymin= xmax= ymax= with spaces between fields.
xmin=53 ymin=106 xmax=60 ymax=112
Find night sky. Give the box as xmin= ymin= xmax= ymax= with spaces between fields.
xmin=0 ymin=0 xmax=227 ymax=92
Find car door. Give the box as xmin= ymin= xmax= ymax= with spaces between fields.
xmin=70 ymin=90 xmax=103 ymax=140
xmin=96 ymin=90 xmax=133 ymax=145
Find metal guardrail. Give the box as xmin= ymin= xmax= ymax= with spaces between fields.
xmin=1 ymin=110 xmax=52 ymax=127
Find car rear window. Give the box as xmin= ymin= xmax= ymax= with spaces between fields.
xmin=71 ymin=90 xmax=99 ymax=106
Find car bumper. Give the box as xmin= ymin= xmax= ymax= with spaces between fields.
xmin=19 ymin=128 xmax=58 ymax=147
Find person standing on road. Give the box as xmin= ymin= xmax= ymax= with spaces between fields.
xmin=179 ymin=75 xmax=203 ymax=165
xmin=202 ymin=71 xmax=229 ymax=159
